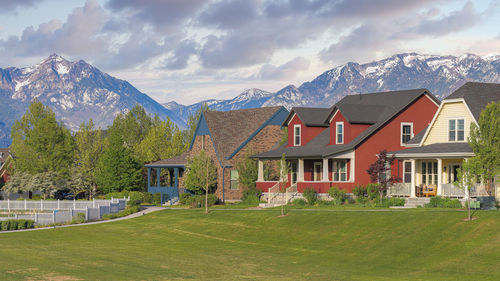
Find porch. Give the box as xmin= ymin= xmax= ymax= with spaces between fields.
xmin=388 ymin=158 xmax=490 ymax=198
xmin=145 ymin=164 xmax=184 ymax=205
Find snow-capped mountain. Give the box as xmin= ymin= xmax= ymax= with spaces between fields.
xmin=167 ymin=53 xmax=500 ymax=124
xmin=0 ymin=54 xmax=183 ymax=147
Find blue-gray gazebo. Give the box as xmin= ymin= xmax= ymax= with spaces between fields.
xmin=145 ymin=152 xmax=188 ymax=205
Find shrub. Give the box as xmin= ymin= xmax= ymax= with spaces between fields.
xmin=425 ymin=196 xmax=462 ymax=208
xmin=1 ymin=220 xmax=9 ymax=231
xmin=153 ymin=193 xmax=162 ymax=205
xmin=31 ymin=194 xmax=42 ymax=200
xmin=353 ymin=185 xmax=367 ymax=198
xmin=127 ymin=191 xmax=145 ymax=206
xmin=374 ymin=197 xmax=405 ymax=207
xmin=103 ymin=205 xmax=141 ymax=219
xmin=303 ymin=187 xmax=317 ymax=205
xmin=72 ymin=213 xmax=86 ymax=224
xmin=291 ymin=198 xmax=307 ymax=206
xmin=179 ymin=193 xmax=192 ymax=205
xmin=241 ymin=188 xmax=262 ymax=205
xmin=182 ymin=194 xmax=219 ymax=208
xmin=328 ymin=186 xmax=346 ymax=200
xmin=17 ymin=219 xmax=27 ymax=229
xmin=26 ymin=220 xmax=35 ymax=229
xmin=8 ymin=220 xmax=18 ymax=230
xmin=366 ymin=184 xmax=380 ymax=200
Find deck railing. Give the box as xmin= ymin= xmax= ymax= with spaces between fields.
xmin=388 ymin=183 xmax=411 ymax=197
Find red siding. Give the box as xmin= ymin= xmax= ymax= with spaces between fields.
xmin=353 ymin=94 xmax=438 ymax=186
xmin=288 ymin=114 xmax=326 ymax=147
xmin=329 ymin=110 xmax=370 ymax=145
xmin=256 ymin=181 xmax=278 ymax=192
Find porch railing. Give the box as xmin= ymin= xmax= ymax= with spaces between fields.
xmin=267 ymin=182 xmax=281 ymax=204
xmin=442 ymin=183 xmax=489 ymax=197
xmin=388 ymin=183 xmax=411 ymax=197
xmin=285 ymin=183 xmax=298 ymax=203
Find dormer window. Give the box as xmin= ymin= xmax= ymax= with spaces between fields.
xmin=401 ymin=123 xmax=413 ymax=145
xmin=449 ymin=118 xmax=464 ymax=141
xmin=336 ymin=122 xmax=344 ymax=144
xmin=294 ymin=125 xmax=301 ymax=146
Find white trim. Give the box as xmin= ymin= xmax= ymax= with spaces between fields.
xmin=447 ymin=117 xmax=466 ymax=142
xmin=402 ymin=160 xmax=412 ymax=184
xmin=286 ymin=112 xmax=297 ymax=126
xmin=313 ymin=162 xmax=322 ymax=182
xmin=328 ymin=109 xmax=339 ymax=123
xmin=336 ymin=122 xmax=344 ymax=144
xmin=394 ymin=152 xmax=475 ymax=158
xmin=331 ymin=159 xmax=348 ymax=182
xmin=293 ymin=124 xmax=301 ymax=146
xmin=400 ymin=122 xmax=414 ymax=146
xmin=424 ymin=93 xmax=440 ymax=107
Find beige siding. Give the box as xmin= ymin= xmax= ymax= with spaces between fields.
xmin=423 ymin=101 xmax=475 ymax=145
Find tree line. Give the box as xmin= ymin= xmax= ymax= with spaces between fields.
xmin=3 ymin=100 xmax=198 ymax=199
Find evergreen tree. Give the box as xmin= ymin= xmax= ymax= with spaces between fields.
xmin=108 ymin=105 xmax=153 ymax=154
xmin=468 ymin=101 xmax=500 ymax=195
xmin=95 ymin=130 xmax=144 ymax=193
xmin=10 ymin=99 xmax=74 ymax=177
xmin=74 ymin=119 xmax=105 ymax=198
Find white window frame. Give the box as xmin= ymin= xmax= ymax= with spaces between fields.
xmin=336 ymin=122 xmax=344 ymax=144
xmin=313 ymin=162 xmax=322 ymax=182
xmin=332 ymin=160 xmax=347 ymax=182
xmin=230 ymin=170 xmax=239 ymax=190
xmin=421 ymin=161 xmax=438 ymax=186
xmin=293 ymin=125 xmax=301 ymax=146
xmin=400 ymin=122 xmax=413 ymax=146
xmin=448 ymin=118 xmax=465 ymax=142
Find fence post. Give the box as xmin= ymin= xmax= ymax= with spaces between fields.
xmin=97 ymin=206 xmax=101 ymax=218
xmin=52 ymin=211 xmax=56 ymax=224
xmin=85 ymin=207 xmax=89 ymax=221
xmin=93 ymin=198 xmax=95 ymax=208
xmin=73 ymin=198 xmax=76 ymax=210
xmin=57 ymin=199 xmax=60 ymax=210
xmin=41 ymin=199 xmax=43 ymax=211
xmin=7 ymin=199 xmax=10 ymax=211
xmin=24 ymin=199 xmax=27 ymax=210
xmin=15 ymin=214 xmax=18 ymax=220
xmin=34 ymin=213 xmax=38 ymax=224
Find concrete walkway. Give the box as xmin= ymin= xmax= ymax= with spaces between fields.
xmin=0 ymin=206 xmax=166 ymax=234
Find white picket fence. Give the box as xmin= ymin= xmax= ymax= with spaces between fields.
xmin=0 ymin=198 xmax=128 ymax=226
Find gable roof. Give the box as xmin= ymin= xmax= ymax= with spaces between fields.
xmin=283 ymin=107 xmax=331 ymax=127
xmin=444 ymin=82 xmax=500 ymax=121
xmin=406 ymin=125 xmax=428 ymax=146
xmin=255 ymin=89 xmax=439 ymax=159
xmin=145 ymin=151 xmax=189 ymax=168
xmin=389 ymin=142 xmax=474 ymax=157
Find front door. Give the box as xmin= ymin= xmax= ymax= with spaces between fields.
xmin=449 ymin=164 xmax=461 ymax=183
xmin=314 ymin=162 xmax=322 ymax=182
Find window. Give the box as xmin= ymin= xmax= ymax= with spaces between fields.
xmin=403 ymin=161 xmax=412 ymax=183
xmin=201 ymin=135 xmax=206 ymax=150
xmin=291 ymin=162 xmax=297 ymax=184
xmin=379 ymin=161 xmax=391 ymax=182
xmin=313 ymin=162 xmax=322 ymax=182
xmin=294 ymin=125 xmax=301 ymax=146
xmin=421 ymin=161 xmax=438 ymax=185
xmin=230 ymin=170 xmax=239 ymax=190
xmin=336 ymin=122 xmax=344 ymax=144
xmin=332 ymin=160 xmax=347 ymax=182
xmin=448 ymin=118 xmax=465 ymax=141
xmin=401 ymin=123 xmax=413 ymax=145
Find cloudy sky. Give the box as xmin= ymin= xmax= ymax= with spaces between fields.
xmin=0 ymin=0 xmax=499 ymax=105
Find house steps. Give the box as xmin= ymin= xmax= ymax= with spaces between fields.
xmin=401 ymin=197 xmax=431 ymax=208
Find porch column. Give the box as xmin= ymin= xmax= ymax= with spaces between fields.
xmin=147 ymin=167 xmax=151 ymax=190
xmin=410 ymin=159 xmax=416 ymax=198
xmin=174 ymin=168 xmax=179 ymax=188
xmin=437 ymin=158 xmax=443 ymax=196
xmin=156 ymin=168 xmax=161 ymax=187
xmin=258 ymin=160 xmax=264 ymax=182
xmin=464 ymin=158 xmax=470 ymax=199
xmin=298 ymin=158 xmax=304 ymax=182
xmin=322 ymin=158 xmax=329 ymax=181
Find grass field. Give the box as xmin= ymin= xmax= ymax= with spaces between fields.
xmin=1 ymin=208 xmax=500 ymax=280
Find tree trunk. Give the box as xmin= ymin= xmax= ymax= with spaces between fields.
xmin=281 ymin=190 xmax=285 ymax=216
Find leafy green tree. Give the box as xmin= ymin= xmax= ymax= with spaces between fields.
xmin=74 ymin=119 xmax=105 ymax=199
xmin=95 ymin=130 xmax=144 ymax=194
xmin=183 ymin=150 xmax=217 ymax=214
xmin=108 ymin=105 xmax=153 ymax=154
xmin=29 ymin=172 xmax=60 ymax=199
xmin=184 ymin=104 xmax=210 ymax=147
xmin=468 ymin=101 xmax=500 ymax=195
xmin=455 ymin=158 xmax=481 ymax=221
xmin=279 ymin=127 xmax=288 ymax=146
xmin=10 ymin=99 xmax=74 ymax=177
xmin=277 ymin=153 xmax=291 ymax=216
xmin=66 ymin=167 xmax=93 ymax=199
xmin=135 ymin=116 xmax=186 ymax=163
xmin=235 ymin=148 xmax=275 ymax=188
xmin=2 ymin=172 xmax=32 ymax=195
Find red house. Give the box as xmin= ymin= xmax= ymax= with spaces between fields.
xmin=254 ymin=89 xmax=440 ymax=200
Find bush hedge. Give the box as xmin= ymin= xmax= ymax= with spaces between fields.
xmin=425 ymin=196 xmax=462 ymax=208
xmin=303 ymin=187 xmax=317 ymax=205
xmin=178 ymin=193 xmax=219 ymax=208
xmin=241 ymin=188 xmax=262 ymax=205
xmin=291 ymin=198 xmax=307 ymax=206
xmin=0 ymin=219 xmax=35 ymax=231
xmin=328 ymin=186 xmax=346 ymax=200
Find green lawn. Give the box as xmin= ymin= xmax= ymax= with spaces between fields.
xmin=1 ymin=209 xmax=500 ymax=280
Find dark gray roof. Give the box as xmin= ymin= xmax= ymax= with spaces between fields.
xmin=389 ymin=142 xmax=473 ymax=156
xmin=256 ymin=89 xmax=439 ymax=159
xmin=406 ymin=125 xmax=428 ymax=145
xmin=284 ymin=107 xmax=331 ymax=127
xmin=146 ymin=151 xmax=189 ymax=167
xmin=445 ymin=82 xmax=500 ymax=121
